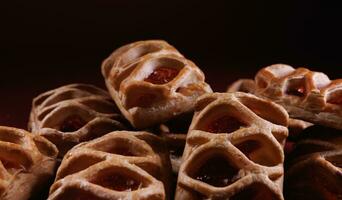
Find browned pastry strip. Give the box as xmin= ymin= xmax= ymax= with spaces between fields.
xmin=254 ymin=64 xmax=342 ymax=130
xmin=29 ymin=83 xmax=127 ymax=156
xmin=48 ymin=131 xmax=172 ymax=200
xmin=284 ymin=125 xmax=342 ymax=200
xmin=102 ymin=40 xmax=212 ymax=129
xmin=175 ymin=92 xmax=289 ymax=200
xmin=227 ymin=78 xmax=312 ymax=138
xmin=0 ymin=126 xmax=58 ymax=200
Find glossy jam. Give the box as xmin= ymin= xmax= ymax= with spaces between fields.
xmin=1 ymin=159 xmax=22 ymax=170
xmin=144 ymin=67 xmax=179 ymax=84
xmin=60 ymin=115 xmax=86 ymax=132
xmin=194 ymin=155 xmax=239 ymax=187
xmin=235 ymin=140 xmax=261 ymax=159
xmin=286 ymin=79 xmax=306 ymax=97
xmin=205 ymin=116 xmax=246 ymax=133
xmin=93 ymin=173 xmax=141 ymax=191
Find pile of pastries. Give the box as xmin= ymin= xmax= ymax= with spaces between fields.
xmin=0 ymin=40 xmax=341 ymax=200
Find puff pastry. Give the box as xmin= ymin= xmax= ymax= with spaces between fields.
xmin=0 ymin=126 xmax=58 ymax=200
xmin=284 ymin=125 xmax=342 ymax=200
xmin=48 ymin=131 xmax=172 ymax=200
xmin=29 ymin=83 xmax=127 ymax=156
xmin=102 ymin=40 xmax=212 ymax=129
xmin=227 ymin=78 xmax=312 ymax=138
xmin=254 ymin=64 xmax=342 ymax=130
xmin=175 ymin=92 xmax=289 ymax=200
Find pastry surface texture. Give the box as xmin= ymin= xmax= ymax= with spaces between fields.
xmin=254 ymin=64 xmax=342 ymax=130
xmin=0 ymin=126 xmax=58 ymax=200
xmin=227 ymin=78 xmax=312 ymax=138
xmin=175 ymin=92 xmax=289 ymax=200
xmin=48 ymin=131 xmax=172 ymax=200
xmin=29 ymin=83 xmax=127 ymax=156
xmin=102 ymin=40 xmax=212 ymax=129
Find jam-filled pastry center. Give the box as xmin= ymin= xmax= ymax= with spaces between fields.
xmin=193 ymin=155 xmax=239 ymax=187
xmin=144 ymin=67 xmax=180 ymax=84
xmin=285 ymin=78 xmax=306 ymax=97
xmin=1 ymin=159 xmax=23 ymax=170
xmin=59 ymin=115 xmax=87 ymax=132
xmin=206 ymin=116 xmax=247 ymax=133
xmin=93 ymin=173 xmax=142 ymax=191
xmin=235 ymin=140 xmax=261 ymax=159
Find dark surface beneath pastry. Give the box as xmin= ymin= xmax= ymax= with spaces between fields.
xmin=284 ymin=125 xmax=342 ymax=200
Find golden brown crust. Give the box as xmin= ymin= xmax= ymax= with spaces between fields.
xmin=227 ymin=79 xmax=313 ymax=138
xmin=48 ymin=131 xmax=172 ymax=200
xmin=254 ymin=64 xmax=342 ymax=130
xmin=0 ymin=126 xmax=58 ymax=200
xmin=102 ymin=40 xmax=212 ymax=129
xmin=29 ymin=83 xmax=127 ymax=157
xmin=175 ymin=92 xmax=289 ymax=200
xmin=227 ymin=79 xmax=257 ymax=94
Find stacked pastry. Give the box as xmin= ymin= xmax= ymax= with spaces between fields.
xmin=175 ymin=92 xmax=289 ymax=200
xmin=29 ymin=84 xmax=127 ymax=156
xmin=254 ymin=64 xmax=342 ymax=130
xmin=0 ymin=126 xmax=58 ymax=200
xmin=227 ymin=78 xmax=313 ymax=155
xmin=227 ymin=78 xmax=313 ymax=139
xmin=26 ymin=40 xmax=211 ymax=200
xmin=228 ymin=64 xmax=342 ymax=199
xmin=48 ymin=131 xmax=172 ymax=200
xmin=1 ymin=40 xmax=340 ymax=199
xmin=102 ymin=40 xmax=212 ymax=129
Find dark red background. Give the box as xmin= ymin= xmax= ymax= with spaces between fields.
xmin=1 ymin=0 xmax=341 ymax=129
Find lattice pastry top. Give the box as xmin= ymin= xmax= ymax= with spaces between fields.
xmin=176 ymin=92 xmax=289 ymax=200
xmin=254 ymin=64 xmax=342 ymax=130
xmin=48 ymin=131 xmax=172 ymax=200
xmin=102 ymin=40 xmax=212 ymax=129
xmin=0 ymin=126 xmax=58 ymax=200
xmin=227 ymin=78 xmax=312 ymax=138
xmin=29 ymin=84 xmax=127 ymax=156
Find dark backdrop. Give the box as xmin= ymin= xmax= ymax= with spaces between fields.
xmin=1 ymin=0 xmax=341 ymax=128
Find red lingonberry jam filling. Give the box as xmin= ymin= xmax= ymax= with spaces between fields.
xmin=93 ymin=173 xmax=141 ymax=191
xmin=286 ymin=86 xmax=306 ymax=97
xmin=60 ymin=115 xmax=86 ymax=132
xmin=205 ymin=116 xmax=246 ymax=133
xmin=286 ymin=79 xmax=306 ymax=97
xmin=194 ymin=155 xmax=239 ymax=187
xmin=1 ymin=159 xmax=22 ymax=170
xmin=235 ymin=140 xmax=261 ymax=159
xmin=144 ymin=67 xmax=179 ymax=84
